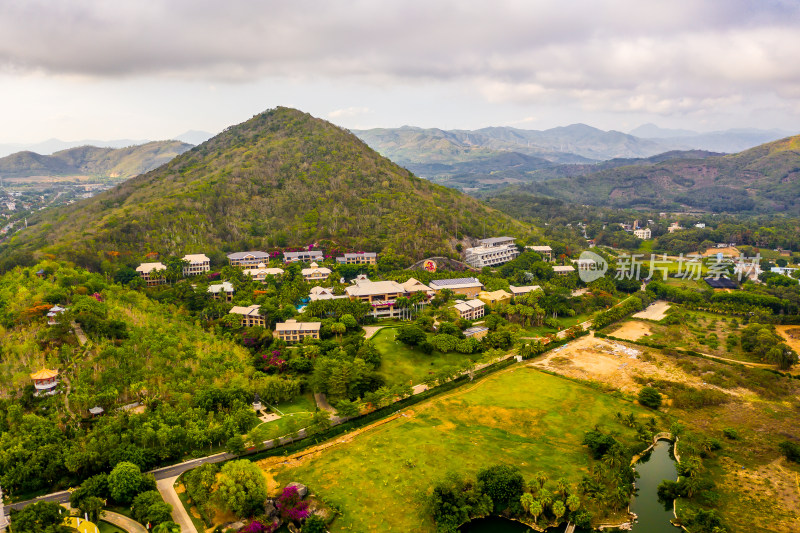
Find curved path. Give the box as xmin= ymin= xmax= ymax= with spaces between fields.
xmin=157 ymin=476 xmax=197 ymax=533
xmin=101 ymin=511 xmax=148 ymax=533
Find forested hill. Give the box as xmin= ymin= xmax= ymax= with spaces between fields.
xmin=0 ymin=108 xmax=528 ymax=269
xmin=520 ymin=135 xmax=800 ymax=213
xmin=0 ymin=141 xmax=193 ymax=179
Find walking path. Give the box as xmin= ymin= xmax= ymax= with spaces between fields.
xmin=102 ymin=511 xmax=148 ymax=533
xmin=157 ymin=476 xmax=198 ymax=533
xmin=362 ymin=325 xmax=385 ymax=339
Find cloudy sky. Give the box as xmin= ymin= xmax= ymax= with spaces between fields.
xmin=1 ymin=0 xmax=799 ymax=142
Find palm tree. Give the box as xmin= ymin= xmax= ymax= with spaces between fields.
xmin=529 ymin=500 xmax=543 ymax=523
xmin=520 ymin=493 xmax=535 ymax=514
xmin=552 ymin=500 xmax=566 ymax=521
xmin=330 ymin=322 xmax=346 ymax=340
xmin=535 ymin=470 xmax=549 ymax=489
xmin=555 ymin=478 xmax=568 ymax=497
xmin=566 ymin=494 xmax=581 ymax=512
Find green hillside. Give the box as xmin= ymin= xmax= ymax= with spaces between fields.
xmin=518 ymin=136 xmax=800 ymax=213
xmin=0 ymin=141 xmax=193 ymax=179
xmin=0 ymin=108 xmax=529 ymax=269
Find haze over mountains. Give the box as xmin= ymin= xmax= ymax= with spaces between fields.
xmin=0 ymin=141 xmax=193 ymax=179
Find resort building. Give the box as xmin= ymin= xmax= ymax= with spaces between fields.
xmin=207 ymin=281 xmax=235 ymax=301
xmin=464 ymin=326 xmax=489 ymax=339
xmin=30 ymin=368 xmax=59 ymax=396
xmin=526 ymin=245 xmax=553 ymax=261
xmin=552 ymin=265 xmax=576 ymax=276
xmin=346 ymin=279 xmax=408 ymax=319
xmin=309 ymin=286 xmax=346 ymax=301
xmin=243 ymin=264 xmax=284 ymax=282
xmin=428 ymin=277 xmax=484 ymax=298
xmin=229 ymin=304 xmax=266 ymax=327
xmin=227 ymin=251 xmax=270 ymax=268
xmin=401 ymin=277 xmax=435 ymax=297
xmin=478 ymin=289 xmax=512 ymax=305
xmin=275 ymin=319 xmax=322 ymax=343
xmin=633 ymin=228 xmax=652 ymax=240
xmin=336 ymin=252 xmax=377 ymax=265
xmin=284 ymin=250 xmax=324 ymax=263
xmin=136 ymin=262 xmax=167 ymax=286
xmin=453 ymin=299 xmax=486 ymax=320
xmin=182 ymin=254 xmax=210 ymax=276
xmin=667 ymin=222 xmax=684 ymax=233
xmin=464 ymin=237 xmax=520 ymax=268
xmin=509 ymin=285 xmax=541 ymax=297
xmin=301 ymin=262 xmax=332 ymax=282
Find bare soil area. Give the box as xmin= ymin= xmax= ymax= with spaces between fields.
xmin=701 ymin=246 xmax=740 ymax=257
xmin=531 ymin=334 xmax=710 ymax=394
xmin=610 ymin=320 xmax=652 ymax=341
xmin=632 ymin=300 xmax=671 ymax=321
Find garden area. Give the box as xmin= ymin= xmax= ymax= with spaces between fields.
xmin=261 ymin=366 xmax=659 ymax=532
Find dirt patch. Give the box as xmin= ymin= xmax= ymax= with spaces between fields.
xmin=632 ymin=300 xmax=671 ymax=321
xmin=776 ymin=325 xmax=800 ymax=354
xmin=611 ymin=320 xmax=652 ymax=341
xmin=701 ymin=246 xmax=740 ymax=257
xmin=532 ymin=334 xmax=716 ymax=394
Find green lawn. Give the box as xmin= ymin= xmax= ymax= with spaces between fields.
xmin=371 ymin=328 xmax=481 ymax=387
xmin=269 ymin=366 xmax=657 ymax=532
xmin=253 ymin=393 xmax=317 ymax=441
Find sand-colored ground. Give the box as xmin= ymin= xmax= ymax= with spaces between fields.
xmin=611 ymin=320 xmax=653 ymax=341
xmin=776 ymin=325 xmax=800 ymax=354
xmin=632 ymin=300 xmax=671 ymax=321
xmin=532 ymin=334 xmax=714 ymax=394
xmin=701 ymin=246 xmax=740 ymax=258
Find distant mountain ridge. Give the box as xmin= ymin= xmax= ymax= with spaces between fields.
xmin=0 ymin=108 xmax=528 ymax=269
xmin=0 ymin=138 xmax=151 ymax=158
xmin=512 ymin=135 xmax=800 ymax=213
xmin=629 ymin=123 xmax=794 ymax=153
xmin=0 ymin=141 xmax=194 ymax=179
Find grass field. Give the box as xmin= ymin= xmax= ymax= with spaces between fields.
xmin=372 ymin=328 xmax=481 ymax=386
xmin=98 ymin=521 xmax=127 ymax=533
xmin=264 ymin=366 xmax=656 ymax=532
xmin=253 ymin=393 xmax=317 ymax=441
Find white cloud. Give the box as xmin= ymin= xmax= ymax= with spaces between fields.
xmin=327 ymin=107 xmax=371 ymax=119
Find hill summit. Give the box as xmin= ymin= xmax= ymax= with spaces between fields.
xmin=2 ymin=107 xmax=526 ymax=268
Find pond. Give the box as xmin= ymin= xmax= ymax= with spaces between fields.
xmin=630 ymin=439 xmax=679 ymax=532
xmin=460 ymin=440 xmax=678 ymax=533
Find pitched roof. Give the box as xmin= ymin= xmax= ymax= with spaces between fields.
xmin=479 ymin=237 xmax=515 ymax=246
xmin=30 ymin=368 xmax=59 ymax=380
xmin=229 ymin=304 xmax=262 ymax=317
xmin=527 ymin=245 xmax=552 ymax=251
xmin=454 ymin=299 xmax=485 ymax=312
xmin=704 ymin=276 xmax=738 ymax=289
xmin=345 ymin=280 xmax=406 ymax=297
xmin=275 ymin=319 xmax=322 ymax=331
xmin=227 ymin=251 xmax=269 ymax=260
xmin=207 ymin=282 xmax=234 ymax=293
xmin=243 ymin=267 xmax=284 ymax=276
xmin=183 ymin=254 xmax=209 ymax=263
xmin=402 ymin=277 xmax=434 ymax=293
xmin=509 ymin=285 xmax=541 ymax=295
xmin=429 ymin=277 xmax=483 ymax=289
xmin=464 ymin=326 xmax=489 ymax=336
xmin=136 ymin=262 xmax=166 ymax=273
xmin=552 ymin=265 xmax=576 ymax=272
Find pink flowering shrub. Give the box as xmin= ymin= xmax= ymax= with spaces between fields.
xmin=275 ymin=486 xmax=309 ymax=523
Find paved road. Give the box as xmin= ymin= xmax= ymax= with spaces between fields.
xmin=157 ymin=476 xmax=197 ymax=533
xmin=102 ymin=510 xmax=148 ymax=533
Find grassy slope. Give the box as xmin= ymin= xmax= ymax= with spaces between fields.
xmin=267 ymin=366 xmax=655 ymax=532
xmin=3 ymin=108 xmax=529 ymax=266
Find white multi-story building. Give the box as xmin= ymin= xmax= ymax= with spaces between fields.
xmin=633 ymin=228 xmax=651 ymax=240
xmin=182 ymin=254 xmax=210 ymax=276
xmin=464 ymin=237 xmax=519 ymax=268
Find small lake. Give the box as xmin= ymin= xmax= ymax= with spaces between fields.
xmin=460 ymin=440 xmax=678 ymax=533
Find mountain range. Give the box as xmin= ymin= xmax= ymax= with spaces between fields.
xmin=496 ymin=135 xmax=800 ymax=213
xmin=0 ymin=108 xmax=527 ymax=269
xmin=352 ymin=124 xmax=794 ymax=192
xmin=0 ymin=141 xmax=193 ymax=180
